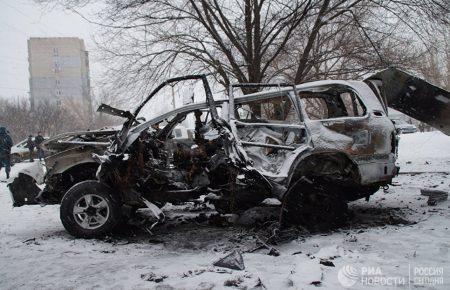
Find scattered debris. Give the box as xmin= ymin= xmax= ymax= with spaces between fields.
xmin=310 ymin=281 xmax=322 ymax=286
xmin=319 ymin=259 xmax=335 ymax=267
xmin=214 ymin=268 xmax=233 ymax=274
xmin=22 ymin=237 xmax=40 ymax=245
xmin=268 ymin=248 xmax=280 ymax=256
xmin=181 ymin=269 xmax=207 ymax=278
xmin=420 ymin=188 xmax=448 ymax=205
xmin=213 ymin=250 xmax=245 ymax=270
xmin=100 ymin=250 xmax=116 ymax=254
xmin=140 ymin=272 xmax=168 ymax=283
xmin=223 ymin=277 xmax=243 ymax=287
xmin=181 ymin=267 xmax=233 ymax=278
xmin=22 ymin=237 xmax=36 ymax=244
xmin=251 ymin=278 xmax=266 ymax=289
xmin=248 ymin=235 xmax=281 ymax=257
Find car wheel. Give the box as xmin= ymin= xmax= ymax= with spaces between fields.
xmin=60 ymin=180 xmax=122 ymax=238
xmin=282 ymin=177 xmax=348 ymax=231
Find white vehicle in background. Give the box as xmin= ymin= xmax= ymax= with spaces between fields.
xmin=391 ymin=118 xmax=418 ymax=134
xmin=10 ymin=137 xmax=49 ymax=163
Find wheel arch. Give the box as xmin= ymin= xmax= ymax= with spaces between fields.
xmin=59 ymin=162 xmax=99 ymax=178
xmin=285 ymin=150 xmax=362 ymax=190
xmin=40 ymin=162 xmax=100 ymax=204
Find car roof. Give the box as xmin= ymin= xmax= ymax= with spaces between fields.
xmin=124 ymin=80 xmax=380 ymax=149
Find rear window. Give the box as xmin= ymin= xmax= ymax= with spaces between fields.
xmin=298 ymin=87 xmax=366 ymax=120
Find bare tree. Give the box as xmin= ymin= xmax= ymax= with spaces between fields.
xmin=0 ymin=99 xmax=31 ymax=143
xmin=0 ymin=98 xmax=100 ymax=142
xmin=42 ymin=0 xmax=448 ymax=97
xmin=415 ymin=26 xmax=450 ymax=89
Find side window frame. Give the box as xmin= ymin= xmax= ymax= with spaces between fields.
xmin=234 ymin=91 xmax=301 ymax=124
xmin=297 ymin=86 xmax=368 ymax=121
xmin=231 ymin=91 xmax=306 ymax=151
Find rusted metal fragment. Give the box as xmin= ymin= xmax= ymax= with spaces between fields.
xmin=366 ymin=67 xmax=450 ymax=135
xmin=97 ymin=103 xmax=134 ymax=120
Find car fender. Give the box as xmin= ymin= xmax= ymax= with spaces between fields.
xmin=11 ymin=161 xmax=47 ymax=185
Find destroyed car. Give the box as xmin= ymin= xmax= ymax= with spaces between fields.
xmin=10 ymin=68 xmax=450 ymax=238
xmin=9 ymin=129 xmax=116 ymax=206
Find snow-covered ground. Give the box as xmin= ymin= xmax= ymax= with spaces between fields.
xmin=0 ymin=131 xmax=449 ymax=289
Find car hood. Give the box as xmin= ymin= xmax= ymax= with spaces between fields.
xmin=42 ymin=129 xmax=117 ymax=152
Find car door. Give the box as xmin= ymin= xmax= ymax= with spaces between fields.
xmin=365 ymin=67 xmax=450 ymax=135
xmin=228 ymin=86 xmax=308 ymax=176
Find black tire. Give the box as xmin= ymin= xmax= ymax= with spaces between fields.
xmin=282 ymin=177 xmax=348 ymax=231
xmin=60 ymin=180 xmax=122 ymax=239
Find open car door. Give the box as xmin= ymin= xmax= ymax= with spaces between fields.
xmin=365 ymin=67 xmax=450 ymax=135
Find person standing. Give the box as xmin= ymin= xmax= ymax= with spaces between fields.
xmin=34 ymin=131 xmax=45 ymax=161
xmin=26 ymin=135 xmax=35 ymax=162
xmin=0 ymin=126 xmax=13 ymax=179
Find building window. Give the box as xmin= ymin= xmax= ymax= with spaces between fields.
xmin=54 ymin=60 xmax=60 ymax=72
xmin=53 ymin=48 xmax=59 ymax=56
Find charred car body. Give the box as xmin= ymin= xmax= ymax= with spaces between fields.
xmin=10 ymin=68 xmax=450 ymax=238
xmin=9 ymin=129 xmax=116 ymax=206
xmin=53 ymin=74 xmax=403 ymax=238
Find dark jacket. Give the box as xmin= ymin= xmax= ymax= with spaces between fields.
xmin=26 ymin=137 xmax=35 ymax=150
xmin=0 ymin=127 xmax=13 ymax=156
xmin=35 ymin=134 xmax=45 ymax=148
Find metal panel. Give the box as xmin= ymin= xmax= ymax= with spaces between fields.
xmin=366 ymin=68 xmax=450 ymax=135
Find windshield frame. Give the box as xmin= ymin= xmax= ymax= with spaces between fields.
xmin=114 ymin=75 xmax=218 ymax=153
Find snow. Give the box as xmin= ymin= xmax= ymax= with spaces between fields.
xmin=6 ymin=160 xmax=45 ymax=182
xmin=397 ymin=131 xmax=450 ymax=173
xmin=1 ymin=132 xmax=449 ymax=289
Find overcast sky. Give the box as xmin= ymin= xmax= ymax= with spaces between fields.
xmin=0 ymin=0 xmax=99 ymax=101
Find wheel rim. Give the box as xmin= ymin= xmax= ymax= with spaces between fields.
xmin=73 ymin=194 xmax=110 ymax=230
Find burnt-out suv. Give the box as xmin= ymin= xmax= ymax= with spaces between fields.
xmin=14 ymin=68 xmax=450 ymax=238
xmin=58 ymin=77 xmax=387 ymax=237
